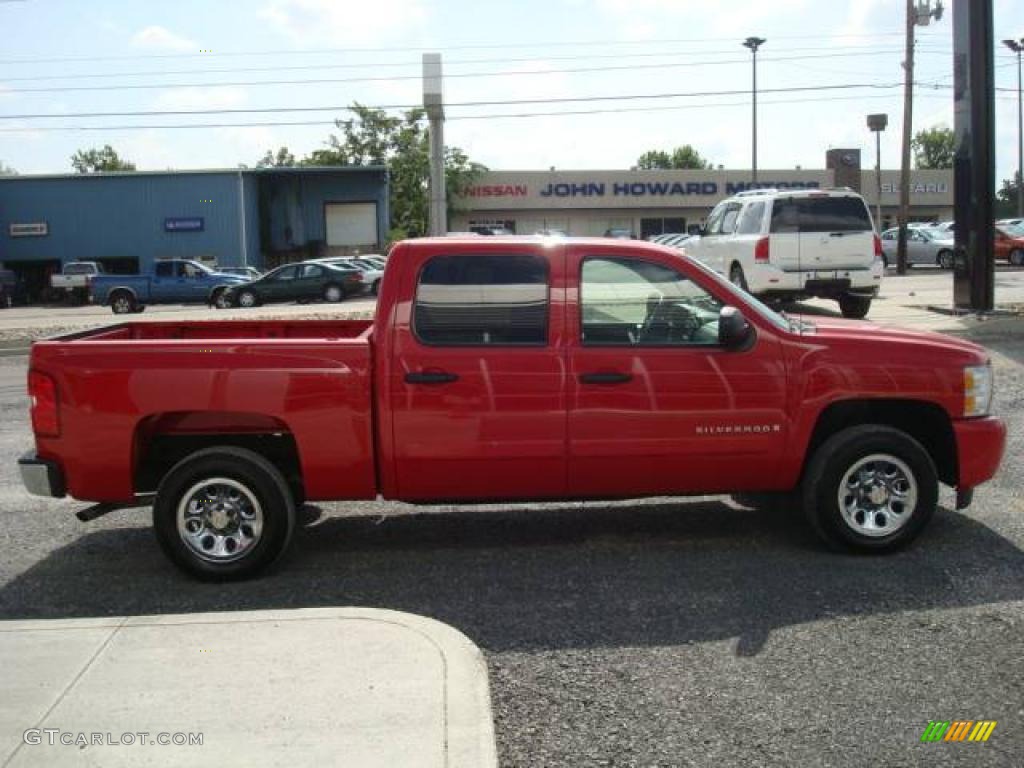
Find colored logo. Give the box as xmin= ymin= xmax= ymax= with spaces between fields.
xmin=920 ymin=720 xmax=997 ymax=742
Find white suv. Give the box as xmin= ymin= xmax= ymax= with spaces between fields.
xmin=683 ymin=188 xmax=884 ymax=318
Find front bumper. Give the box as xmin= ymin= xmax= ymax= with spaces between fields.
xmin=19 ymin=451 xmax=66 ymax=498
xmin=953 ymin=416 xmax=1006 ymax=490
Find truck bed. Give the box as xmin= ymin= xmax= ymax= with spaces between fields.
xmin=30 ymin=318 xmax=377 ymax=504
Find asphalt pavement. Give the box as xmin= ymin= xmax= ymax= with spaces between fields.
xmin=0 ymin=271 xmax=1022 ymax=766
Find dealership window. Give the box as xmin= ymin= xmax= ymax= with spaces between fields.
xmin=414 ymin=254 xmax=549 ymax=346
xmin=580 ymin=257 xmax=722 ymax=346
xmin=640 ymin=217 xmax=686 ymax=239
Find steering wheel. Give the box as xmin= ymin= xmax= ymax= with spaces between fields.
xmin=639 ymin=297 xmax=700 ymax=343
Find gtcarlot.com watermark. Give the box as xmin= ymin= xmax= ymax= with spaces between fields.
xmin=24 ymin=729 xmax=203 ymax=747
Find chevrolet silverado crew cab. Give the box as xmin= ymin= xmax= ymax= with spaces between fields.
xmin=19 ymin=237 xmax=1005 ymax=580
xmin=685 ymin=188 xmax=884 ymax=318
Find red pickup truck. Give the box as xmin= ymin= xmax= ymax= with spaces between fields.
xmin=20 ymin=237 xmax=1006 ymax=580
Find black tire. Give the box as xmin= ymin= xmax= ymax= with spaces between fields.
xmin=153 ymin=446 xmax=296 ymax=581
xmin=838 ymin=294 xmax=871 ymax=319
xmin=936 ymin=250 xmax=954 ymax=270
xmin=237 ymin=290 xmax=258 ymax=309
xmin=371 ymin=280 xmax=381 ymax=296
xmin=1010 ymin=249 xmax=1024 ymax=267
xmin=212 ymin=288 xmax=230 ymax=309
xmin=729 ymin=263 xmax=750 ymax=293
xmin=802 ymin=425 xmax=938 ymax=553
xmin=323 ymin=283 xmax=344 ymax=303
xmin=881 ymin=254 xmax=889 ymax=268
xmin=110 ymin=290 xmax=136 ymax=315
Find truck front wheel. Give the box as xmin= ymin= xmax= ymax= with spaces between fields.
xmin=153 ymin=447 xmax=296 ymax=581
xmin=802 ymin=425 xmax=938 ymax=553
xmin=838 ymin=294 xmax=871 ymax=319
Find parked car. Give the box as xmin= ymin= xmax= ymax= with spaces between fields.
xmin=90 ymin=260 xmax=248 ymax=314
xmin=19 ymin=237 xmax=1005 ymax=579
xmin=879 ymin=226 xmax=956 ymax=269
xmin=536 ymin=229 xmax=568 ymax=237
xmin=996 ymin=217 xmax=1024 ymax=229
xmin=50 ymin=261 xmax=105 ymax=303
xmin=312 ymin=257 xmax=384 ymax=294
xmin=684 ymin=188 xmax=883 ymax=318
xmin=994 ymin=226 xmax=1024 ymax=265
xmin=604 ymin=228 xmax=635 ymax=239
xmin=218 ymin=266 xmax=263 ymax=280
xmin=222 ymin=261 xmax=364 ymax=308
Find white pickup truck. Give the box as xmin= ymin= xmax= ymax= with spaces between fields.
xmin=50 ymin=261 xmax=105 ymax=302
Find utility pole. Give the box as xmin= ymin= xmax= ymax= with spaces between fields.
xmin=743 ymin=37 xmax=766 ymax=185
xmin=1003 ymin=38 xmax=1024 ymax=217
xmin=423 ymin=53 xmax=446 ymax=236
xmin=897 ymin=1 xmax=944 ymax=275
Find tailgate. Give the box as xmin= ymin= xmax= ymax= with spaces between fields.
xmin=770 ymin=195 xmax=875 ymax=272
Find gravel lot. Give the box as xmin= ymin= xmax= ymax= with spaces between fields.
xmin=0 ymin=283 xmax=1021 ymax=766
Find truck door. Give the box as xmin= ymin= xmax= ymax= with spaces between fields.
xmin=566 ymin=250 xmax=789 ymax=497
xmin=388 ymin=248 xmax=568 ymax=501
xmin=150 ymin=261 xmax=184 ymax=301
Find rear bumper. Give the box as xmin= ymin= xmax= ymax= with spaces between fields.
xmin=953 ymin=416 xmax=1006 ymax=490
xmin=751 ymin=262 xmax=883 ymax=298
xmin=19 ymin=451 xmax=66 ymax=498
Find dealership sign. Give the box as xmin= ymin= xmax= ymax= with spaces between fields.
xmin=464 ymin=180 xmax=821 ymax=199
xmin=9 ymin=222 xmax=48 ymax=237
xmin=164 ymin=217 xmax=205 ymax=233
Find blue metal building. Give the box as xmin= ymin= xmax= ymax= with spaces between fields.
xmin=0 ymin=166 xmax=388 ymax=300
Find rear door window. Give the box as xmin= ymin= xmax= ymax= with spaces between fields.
xmin=414 ymin=254 xmax=549 ymax=346
xmin=155 ymin=262 xmax=175 ymax=278
xmin=736 ymin=202 xmax=766 ymax=235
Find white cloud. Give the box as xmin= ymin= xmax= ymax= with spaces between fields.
xmin=131 ymin=25 xmax=197 ymax=53
xmin=260 ymin=0 xmax=427 ymax=45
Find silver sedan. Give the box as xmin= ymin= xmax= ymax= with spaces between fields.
xmin=879 ymin=227 xmax=956 ymax=269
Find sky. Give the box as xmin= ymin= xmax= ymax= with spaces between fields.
xmin=0 ymin=0 xmax=1022 ymax=184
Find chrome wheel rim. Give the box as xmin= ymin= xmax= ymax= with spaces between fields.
xmin=325 ymin=286 xmax=342 ymax=302
xmin=176 ymin=478 xmax=264 ymax=563
xmin=239 ymin=292 xmax=256 ymax=308
xmin=837 ymin=454 xmax=917 ymax=538
xmin=113 ymin=297 xmax=131 ymax=313
xmin=215 ymin=293 xmax=229 ymax=309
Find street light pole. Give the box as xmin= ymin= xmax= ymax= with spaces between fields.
xmin=867 ymin=114 xmax=889 ymax=231
xmin=743 ymin=36 xmax=766 ymax=185
xmin=1003 ymin=39 xmax=1024 ymax=217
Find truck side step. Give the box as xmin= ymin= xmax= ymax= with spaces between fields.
xmin=76 ymin=495 xmax=154 ymax=522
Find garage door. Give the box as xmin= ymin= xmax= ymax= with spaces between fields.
xmin=325 ymin=202 xmax=378 ymax=247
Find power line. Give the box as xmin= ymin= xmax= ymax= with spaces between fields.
xmin=0 ymin=82 xmax=911 ymax=121
xmin=0 ymin=91 xmax=968 ymax=134
xmin=0 ymin=32 xmax=918 ymax=65
xmin=0 ymin=44 xmax=954 ymax=84
xmin=0 ymin=50 xmax=938 ymax=95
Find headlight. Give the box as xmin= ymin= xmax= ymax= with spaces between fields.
xmin=963 ymin=364 xmax=993 ymax=417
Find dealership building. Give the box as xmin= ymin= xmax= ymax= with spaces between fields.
xmin=0 ymin=166 xmax=388 ymax=300
xmin=452 ymin=159 xmax=954 ymax=239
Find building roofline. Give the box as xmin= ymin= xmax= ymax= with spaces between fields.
xmin=0 ymin=165 xmax=388 ymax=182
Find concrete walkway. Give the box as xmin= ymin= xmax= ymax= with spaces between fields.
xmin=0 ymin=608 xmax=497 ymax=768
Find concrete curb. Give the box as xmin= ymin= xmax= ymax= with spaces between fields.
xmin=0 ymin=607 xmax=497 ymax=768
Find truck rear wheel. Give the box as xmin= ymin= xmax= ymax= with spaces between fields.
xmin=110 ymin=291 xmax=136 ymax=315
xmin=153 ymin=447 xmax=296 ymax=581
xmin=802 ymin=425 xmax=937 ymax=553
xmin=838 ymin=294 xmax=871 ymax=319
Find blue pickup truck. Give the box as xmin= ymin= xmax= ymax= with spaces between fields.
xmin=90 ymin=260 xmax=249 ymax=314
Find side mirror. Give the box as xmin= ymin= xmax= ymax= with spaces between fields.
xmin=688 ymin=224 xmax=705 ymax=236
xmin=718 ymin=305 xmax=753 ymax=350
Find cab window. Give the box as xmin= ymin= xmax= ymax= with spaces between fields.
xmin=580 ymin=257 xmax=723 ymax=347
xmin=414 ymin=254 xmax=549 ymax=346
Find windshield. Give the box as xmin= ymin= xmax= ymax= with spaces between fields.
xmin=683 ymin=255 xmax=791 ymax=332
xmin=919 ymin=227 xmax=951 ymax=240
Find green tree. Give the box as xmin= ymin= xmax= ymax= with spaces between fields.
xmin=635 ymin=145 xmax=712 ymax=170
xmin=303 ymin=104 xmax=486 ymax=238
xmin=256 ymin=147 xmax=297 ymax=168
xmin=911 ymin=126 xmax=956 ymax=170
xmin=996 ymin=177 xmax=1022 ymax=218
xmin=70 ymin=145 xmax=136 ymax=173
